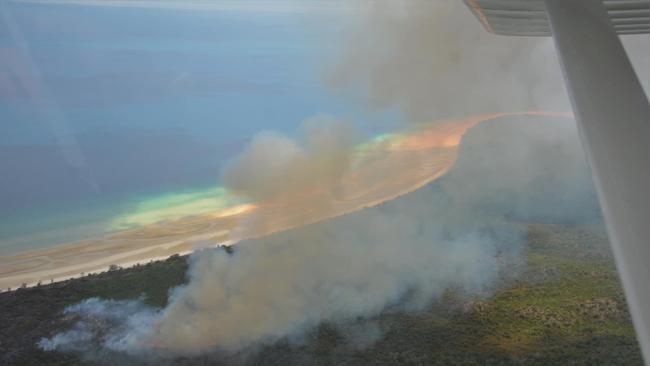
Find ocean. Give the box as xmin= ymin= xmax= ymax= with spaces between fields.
xmin=0 ymin=1 xmax=396 ymax=255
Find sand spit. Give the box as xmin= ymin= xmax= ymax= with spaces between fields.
xmin=0 ymin=112 xmax=571 ymax=290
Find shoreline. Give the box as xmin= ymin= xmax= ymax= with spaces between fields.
xmin=0 ymin=112 xmax=573 ymax=291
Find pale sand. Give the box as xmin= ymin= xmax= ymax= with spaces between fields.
xmin=0 ymin=112 xmax=571 ymax=290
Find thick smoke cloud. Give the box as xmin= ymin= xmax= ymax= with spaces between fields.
xmin=40 ymin=116 xmax=599 ymax=359
xmin=222 ymin=116 xmax=358 ymax=204
xmin=220 ymin=116 xmax=360 ymax=240
xmin=147 ymin=206 xmax=505 ymax=353
xmin=328 ymin=1 xmax=569 ymax=122
xmin=38 ymin=0 xmax=636 ymax=361
xmin=329 ymin=1 xmax=649 ymax=122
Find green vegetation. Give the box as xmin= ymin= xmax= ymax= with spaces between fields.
xmin=0 ymin=256 xmax=188 ymax=366
xmin=0 ymin=224 xmax=642 ymax=365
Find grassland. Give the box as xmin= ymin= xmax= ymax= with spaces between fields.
xmin=0 ymin=223 xmax=642 ymax=365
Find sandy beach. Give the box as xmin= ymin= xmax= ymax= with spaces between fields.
xmin=0 ymin=112 xmax=570 ymax=290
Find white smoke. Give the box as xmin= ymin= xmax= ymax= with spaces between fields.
xmin=38 ymin=297 xmax=157 ymax=354
xmin=327 ymin=1 xmax=570 ymax=122
xmin=38 ymin=0 xmax=637 ymax=361
xmin=222 ymin=115 xmax=358 ymax=203
xmin=39 ymin=174 xmax=515 ymax=357
xmin=39 ymin=116 xmax=599 ymax=359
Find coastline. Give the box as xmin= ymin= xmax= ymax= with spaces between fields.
xmin=0 ymin=112 xmax=572 ymax=290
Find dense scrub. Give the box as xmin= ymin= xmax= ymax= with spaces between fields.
xmin=0 ymin=224 xmax=642 ymax=365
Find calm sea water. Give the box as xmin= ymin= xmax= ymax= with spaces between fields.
xmin=0 ymin=1 xmax=396 ymax=255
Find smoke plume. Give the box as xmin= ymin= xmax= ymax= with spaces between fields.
xmin=222 ymin=116 xmax=358 ymax=204
xmin=38 ymin=0 xmax=641 ymax=361
xmin=328 ymin=1 xmax=569 ymax=122
xmin=40 ymin=116 xmax=599 ymax=360
xmin=329 ymin=1 xmax=649 ymax=122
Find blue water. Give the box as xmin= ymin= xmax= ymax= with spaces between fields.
xmin=0 ymin=1 xmax=397 ymax=254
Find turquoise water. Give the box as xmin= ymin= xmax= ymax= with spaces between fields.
xmin=0 ymin=124 xmax=408 ymax=255
xmin=0 ymin=184 xmax=237 ymax=255
xmin=0 ymin=1 xmax=404 ymax=255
